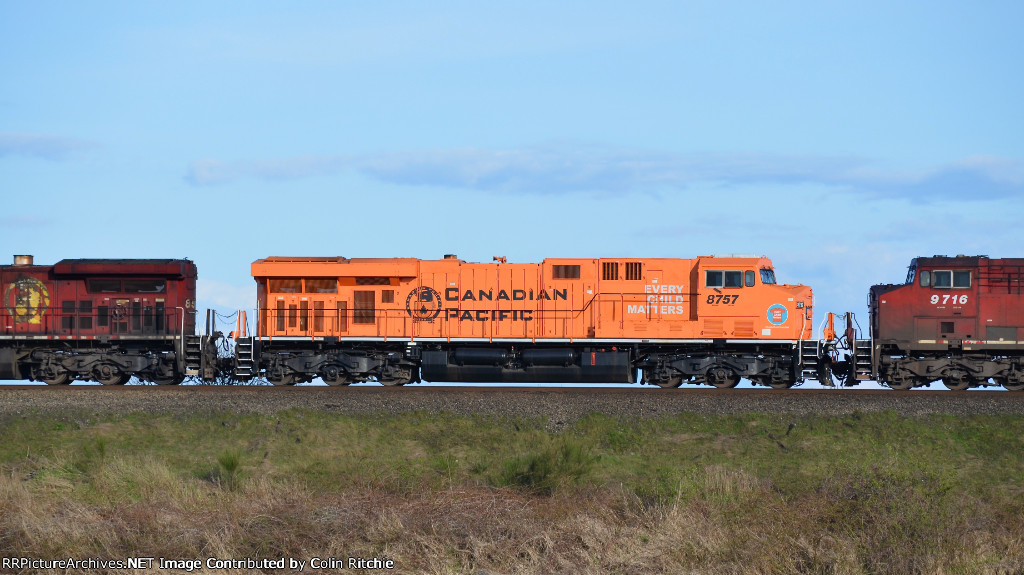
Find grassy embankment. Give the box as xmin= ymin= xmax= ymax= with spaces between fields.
xmin=2 ymin=409 xmax=1024 ymax=574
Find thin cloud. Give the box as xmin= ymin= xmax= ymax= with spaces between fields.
xmin=0 ymin=132 xmax=95 ymax=161
xmin=185 ymin=156 xmax=350 ymax=186
xmin=0 ymin=215 xmax=51 ymax=228
xmin=184 ymin=146 xmax=1024 ymax=201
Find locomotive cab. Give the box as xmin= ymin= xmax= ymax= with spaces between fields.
xmin=693 ymin=256 xmax=813 ymax=340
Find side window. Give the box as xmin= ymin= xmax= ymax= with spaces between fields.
xmin=269 ymin=278 xmax=302 ymax=293
xmin=919 ymin=270 xmax=931 ymax=287
xmin=744 ymin=270 xmax=755 ymax=287
xmin=706 ymin=270 xmax=743 ymax=288
xmin=931 ymin=270 xmax=970 ymax=289
xmin=124 ymin=279 xmax=166 ymax=293
xmin=953 ymin=270 xmax=971 ymax=288
xmin=87 ymin=279 xmax=121 ymax=293
xmin=304 ymin=278 xmax=337 ymax=293
xmin=706 ymin=271 xmax=723 ymax=288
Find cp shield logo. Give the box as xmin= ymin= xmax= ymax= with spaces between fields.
xmin=405 ymin=286 xmax=442 ymax=322
xmin=4 ymin=276 xmax=50 ymax=325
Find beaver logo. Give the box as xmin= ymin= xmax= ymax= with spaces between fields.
xmin=4 ymin=276 xmax=50 ymax=325
xmin=405 ymin=286 xmax=442 ymax=322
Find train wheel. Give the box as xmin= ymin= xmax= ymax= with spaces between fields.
xmin=95 ymin=365 xmax=127 ymax=385
xmin=42 ymin=371 xmax=71 ymax=385
xmin=377 ymin=375 xmax=411 ymax=386
xmin=656 ymin=377 xmax=683 ymax=389
xmin=995 ymin=378 xmax=1024 ymax=392
xmin=377 ymin=366 xmax=414 ymax=386
xmin=942 ymin=369 xmax=973 ymax=391
xmin=319 ymin=366 xmax=352 ymax=386
xmin=749 ymin=376 xmax=791 ymax=389
xmin=267 ymin=374 xmax=298 ymax=386
xmin=885 ymin=379 xmax=913 ymax=390
xmin=707 ymin=370 xmax=740 ymax=389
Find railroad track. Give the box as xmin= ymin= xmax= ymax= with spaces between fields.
xmin=2 ymin=386 xmax=1023 ymax=425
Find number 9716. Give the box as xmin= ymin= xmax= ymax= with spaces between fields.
xmin=931 ymin=294 xmax=967 ymax=305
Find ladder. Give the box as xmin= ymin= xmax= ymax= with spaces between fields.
xmin=183 ymin=335 xmax=203 ymax=377
xmin=799 ymin=340 xmax=823 ymax=381
xmin=852 ymin=339 xmax=873 ymax=380
xmin=234 ymin=337 xmax=256 ymax=380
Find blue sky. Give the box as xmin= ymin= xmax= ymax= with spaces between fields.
xmin=2 ymin=1 xmax=1022 ymax=347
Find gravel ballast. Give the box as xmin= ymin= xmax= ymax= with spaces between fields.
xmin=2 ymin=386 xmax=1023 ymax=427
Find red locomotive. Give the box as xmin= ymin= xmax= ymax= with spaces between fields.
xmin=862 ymin=255 xmax=1024 ymax=390
xmin=0 ymin=255 xmax=217 ymax=384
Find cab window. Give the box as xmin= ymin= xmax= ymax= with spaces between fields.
xmin=930 ymin=270 xmax=971 ymax=289
xmin=706 ymin=270 xmax=743 ymax=288
xmin=760 ymin=269 xmax=776 ymax=285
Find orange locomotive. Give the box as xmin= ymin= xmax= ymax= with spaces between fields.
xmin=243 ymin=254 xmax=815 ymax=387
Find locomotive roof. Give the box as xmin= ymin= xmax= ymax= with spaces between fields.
xmin=53 ymin=259 xmax=196 ymax=276
xmin=913 ymin=255 xmax=1024 ymax=267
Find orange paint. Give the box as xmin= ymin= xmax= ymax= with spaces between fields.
xmin=252 ymin=255 xmax=814 ymax=343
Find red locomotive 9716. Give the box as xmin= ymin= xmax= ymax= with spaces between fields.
xmin=868 ymin=255 xmax=1024 ymax=390
xmin=0 ymin=255 xmax=211 ymax=384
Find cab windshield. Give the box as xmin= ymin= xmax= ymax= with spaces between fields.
xmin=760 ymin=269 xmax=776 ymax=285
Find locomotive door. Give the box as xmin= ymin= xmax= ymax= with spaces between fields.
xmin=110 ymin=299 xmax=132 ymax=334
xmin=596 ymin=261 xmax=621 ymax=338
xmin=309 ymin=297 xmax=334 ymax=338
xmin=270 ymin=295 xmax=305 ymax=337
xmin=285 ymin=295 xmax=311 ymax=337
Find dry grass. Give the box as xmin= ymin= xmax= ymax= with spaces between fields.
xmin=2 ymin=411 xmax=1024 ymax=574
